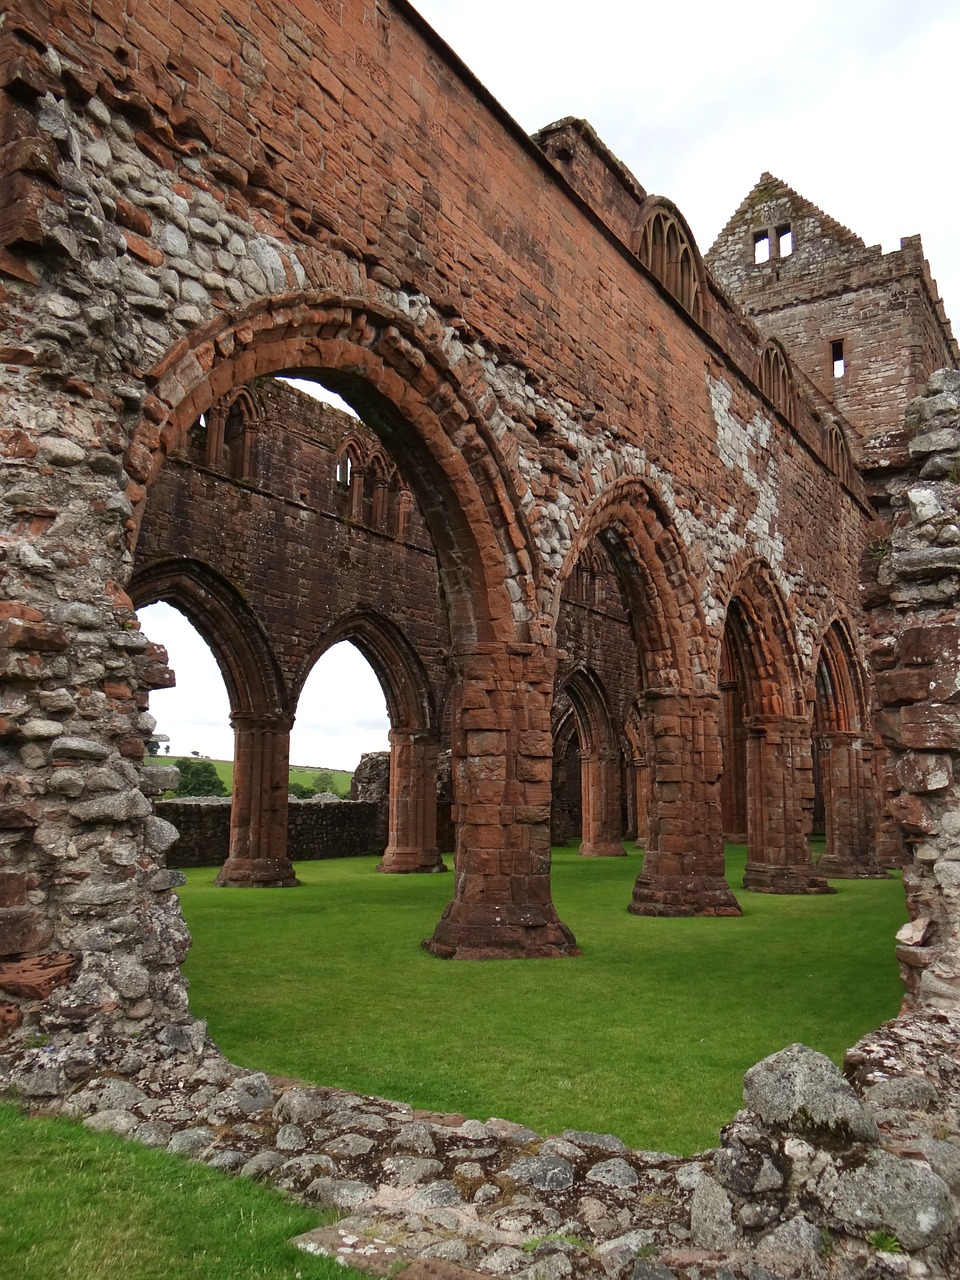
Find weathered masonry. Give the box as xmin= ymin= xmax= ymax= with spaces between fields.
xmin=2 ymin=0 xmax=960 ymax=1170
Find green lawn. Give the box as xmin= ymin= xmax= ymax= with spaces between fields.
xmin=177 ymin=843 xmax=907 ymax=1155
xmin=147 ymin=757 xmax=353 ymax=796
xmin=0 ymin=1104 xmax=363 ymax=1280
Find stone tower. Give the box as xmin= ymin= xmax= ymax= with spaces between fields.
xmin=706 ymin=173 xmax=958 ymax=442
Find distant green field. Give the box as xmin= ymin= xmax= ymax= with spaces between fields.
xmin=147 ymin=757 xmax=353 ymax=796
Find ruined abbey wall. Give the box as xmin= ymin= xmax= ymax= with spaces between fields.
xmin=3 ymin=0 xmax=960 ymax=1272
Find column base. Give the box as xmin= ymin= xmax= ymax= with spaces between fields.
xmin=422 ymin=903 xmax=580 ymax=960
xmin=215 ymin=857 xmax=300 ymax=887
xmin=579 ymin=841 xmax=627 ymax=858
xmin=629 ymin=873 xmax=742 ymax=917
xmin=377 ymin=847 xmax=448 ymax=873
xmin=742 ymin=862 xmax=835 ymax=894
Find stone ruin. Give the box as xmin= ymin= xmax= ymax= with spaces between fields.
xmin=2 ymin=0 xmax=960 ymax=1274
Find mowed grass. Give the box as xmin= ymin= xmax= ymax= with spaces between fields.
xmin=177 ymin=844 xmax=907 ymax=1155
xmin=0 ymin=1105 xmax=363 ymax=1280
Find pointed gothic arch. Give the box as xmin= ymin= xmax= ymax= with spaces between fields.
xmin=127 ymin=295 xmax=574 ymax=955
xmin=757 ymin=340 xmax=796 ymax=422
xmin=812 ymin=617 xmax=884 ymax=878
xmin=719 ymin=563 xmax=830 ymax=894
xmin=130 ymin=557 xmax=296 ymax=886
xmin=560 ymin=665 xmax=625 ymax=858
xmin=635 ymin=199 xmax=705 ymax=322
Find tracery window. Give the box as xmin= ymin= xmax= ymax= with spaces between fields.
xmin=636 ymin=204 xmax=702 ymax=319
xmin=757 ymin=342 xmax=795 ymax=420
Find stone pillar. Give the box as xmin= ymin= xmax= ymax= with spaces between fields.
xmin=423 ymin=643 xmax=579 ymax=959
xmin=815 ymin=732 xmax=886 ymax=878
xmin=742 ymin=715 xmax=833 ymax=893
xmin=378 ymin=730 xmax=445 ymax=872
xmin=215 ymin=712 xmax=299 ymax=887
xmin=578 ymin=750 xmax=626 ymax=857
xmin=633 ymin=757 xmax=650 ymax=848
xmin=720 ymin=679 xmax=748 ymax=842
xmin=629 ymin=691 xmax=741 ymax=916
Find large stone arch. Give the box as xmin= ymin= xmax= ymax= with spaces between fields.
xmin=558 ymin=477 xmax=710 ymax=691
xmin=558 ymin=479 xmax=739 ymax=915
xmin=130 ymin=557 xmax=298 ymax=887
xmin=296 ymin=609 xmax=444 ymax=875
xmin=130 ymin=294 xmax=545 ymax=652
xmin=125 ymin=295 xmax=576 ymax=957
xmin=812 ymin=616 xmax=885 ymax=879
xmin=130 ymin=557 xmax=287 ymax=721
xmin=719 ymin=561 xmax=831 ymax=894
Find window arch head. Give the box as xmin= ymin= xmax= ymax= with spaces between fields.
xmin=757 ymin=341 xmax=795 ymax=421
xmin=635 ymin=200 xmax=704 ymax=321
xmin=335 ymin=439 xmax=364 ymax=488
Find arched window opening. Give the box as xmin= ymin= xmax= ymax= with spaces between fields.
xmin=637 ymin=204 xmax=701 ymax=318
xmin=365 ymin=452 xmax=390 ymax=530
xmin=291 ymin=640 xmax=390 ymax=778
xmin=719 ymin=619 xmax=749 ymax=844
xmin=758 ymin=343 xmax=795 ymax=421
xmin=136 ymin=601 xmax=234 ymax=777
xmin=223 ymin=394 xmax=252 ymax=480
xmin=334 ymin=442 xmax=365 ymax=520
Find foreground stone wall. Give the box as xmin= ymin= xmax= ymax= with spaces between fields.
xmin=862 ymin=370 xmax=960 ymax=1009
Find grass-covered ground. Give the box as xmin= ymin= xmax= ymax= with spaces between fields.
xmin=0 ymin=1104 xmax=362 ymax=1280
xmin=177 ymin=843 xmax=907 ymax=1155
xmin=147 ymin=757 xmax=353 ymax=796
xmin=0 ymin=842 xmax=907 ymax=1279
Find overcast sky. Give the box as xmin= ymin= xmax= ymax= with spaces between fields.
xmin=139 ymin=0 xmax=960 ymax=772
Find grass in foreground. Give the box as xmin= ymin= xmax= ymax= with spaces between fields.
xmin=178 ymin=843 xmax=907 ymax=1155
xmin=0 ymin=1104 xmax=362 ymax=1280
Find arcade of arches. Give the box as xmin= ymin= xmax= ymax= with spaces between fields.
xmin=0 ymin=0 xmax=958 ymax=1060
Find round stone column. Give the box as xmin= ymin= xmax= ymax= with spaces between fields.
xmin=630 ymin=690 xmax=742 ymax=916
xmin=423 ymin=643 xmax=579 ymax=959
xmin=216 ymin=712 xmax=298 ymax=887
xmin=378 ymin=730 xmax=446 ymax=872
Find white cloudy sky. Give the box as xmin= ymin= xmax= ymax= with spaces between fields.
xmin=139 ymin=0 xmax=960 ymax=771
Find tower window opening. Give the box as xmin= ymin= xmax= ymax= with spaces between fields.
xmin=832 ymin=340 xmax=845 ymax=379
xmin=753 ymin=231 xmax=770 ymax=264
xmin=777 ymin=225 xmax=793 ymax=257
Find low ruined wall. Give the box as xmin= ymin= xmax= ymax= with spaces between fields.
xmin=155 ymin=798 xmax=385 ymax=868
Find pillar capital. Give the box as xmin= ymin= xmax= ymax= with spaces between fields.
xmin=229 ymin=710 xmax=294 ymax=734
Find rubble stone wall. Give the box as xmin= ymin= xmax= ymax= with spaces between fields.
xmin=154 ymin=797 xmax=386 ymax=868
xmin=863 ymin=370 xmax=960 ymax=1009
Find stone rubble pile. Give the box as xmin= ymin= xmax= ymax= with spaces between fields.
xmin=5 ymin=1021 xmax=960 ymax=1280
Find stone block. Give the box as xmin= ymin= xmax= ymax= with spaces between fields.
xmin=0 ymin=952 xmax=79 ymax=998
xmin=0 ymin=906 xmax=53 ymax=956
